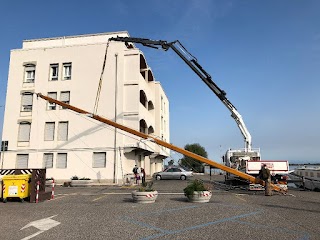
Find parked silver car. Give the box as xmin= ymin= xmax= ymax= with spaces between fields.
xmin=153 ymin=167 xmax=193 ymax=180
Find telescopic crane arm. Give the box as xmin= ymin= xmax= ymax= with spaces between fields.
xmin=109 ymin=37 xmax=252 ymax=151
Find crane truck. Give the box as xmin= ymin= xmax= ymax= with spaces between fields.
xmin=108 ymin=37 xmax=289 ymax=190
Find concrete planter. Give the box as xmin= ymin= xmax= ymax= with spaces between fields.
xmin=186 ymin=191 xmax=212 ymax=203
xmin=45 ymin=180 xmax=54 ymax=187
xmin=70 ymin=180 xmax=93 ymax=187
xmin=132 ymin=190 xmax=158 ymax=203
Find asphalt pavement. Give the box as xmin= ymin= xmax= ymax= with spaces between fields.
xmin=0 ymin=175 xmax=319 ymax=240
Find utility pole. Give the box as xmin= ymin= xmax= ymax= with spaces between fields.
xmin=113 ymin=53 xmax=118 ymax=183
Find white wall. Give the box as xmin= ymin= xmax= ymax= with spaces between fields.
xmin=1 ymin=32 xmax=170 ymax=181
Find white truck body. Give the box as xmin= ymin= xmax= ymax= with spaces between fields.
xmin=246 ymin=161 xmax=289 ymax=175
xmin=224 ymin=149 xmax=289 ymax=190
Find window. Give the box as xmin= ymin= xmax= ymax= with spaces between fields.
xmin=47 ymin=92 xmax=57 ymax=110
xmin=1 ymin=141 xmax=8 ymax=151
xmin=58 ymin=121 xmax=68 ymax=141
xmin=161 ymin=116 xmax=163 ymax=131
xmin=43 ymin=153 xmax=53 ymax=168
xmin=161 ymin=96 xmax=163 ymax=111
xmin=140 ymin=90 xmax=147 ymax=107
xmin=63 ymin=63 xmax=72 ymax=80
xmin=56 ymin=153 xmax=67 ymax=168
xmin=24 ymin=64 xmax=35 ymax=83
xmin=50 ymin=64 xmax=59 ymax=80
xmin=21 ymin=92 xmax=33 ymax=112
xmin=18 ymin=122 xmax=31 ymax=142
xmin=44 ymin=122 xmax=55 ymax=141
xmin=16 ymin=154 xmax=29 ymax=169
xmin=60 ymin=91 xmax=70 ymax=109
xmin=93 ymin=152 xmax=106 ymax=168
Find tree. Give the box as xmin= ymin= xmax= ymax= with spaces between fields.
xmin=179 ymin=143 xmax=208 ymax=173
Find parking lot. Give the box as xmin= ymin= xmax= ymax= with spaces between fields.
xmin=0 ymin=176 xmax=319 ymax=240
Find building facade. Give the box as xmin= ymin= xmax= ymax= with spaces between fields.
xmin=1 ymin=31 xmax=170 ymax=183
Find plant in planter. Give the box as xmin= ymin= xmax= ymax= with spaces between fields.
xmin=70 ymin=176 xmax=93 ymax=187
xmin=79 ymin=177 xmax=91 ymax=180
xmin=132 ymin=181 xmax=158 ymax=203
xmin=183 ymin=179 xmax=212 ymax=203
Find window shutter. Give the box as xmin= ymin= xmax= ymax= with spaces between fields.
xmin=57 ymin=153 xmax=67 ymax=168
xmin=45 ymin=122 xmax=55 ymax=141
xmin=18 ymin=122 xmax=31 ymax=142
xmin=43 ymin=153 xmax=53 ymax=168
xmin=25 ymin=65 xmax=35 ymax=71
xmin=60 ymin=92 xmax=70 ymax=102
xmin=48 ymin=92 xmax=57 ymax=99
xmin=93 ymin=152 xmax=106 ymax=168
xmin=22 ymin=93 xmax=33 ymax=105
xmin=16 ymin=154 xmax=29 ymax=169
xmin=58 ymin=122 xmax=68 ymax=141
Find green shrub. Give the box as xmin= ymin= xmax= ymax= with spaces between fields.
xmin=138 ymin=181 xmax=155 ymax=192
xmin=79 ymin=177 xmax=91 ymax=180
xmin=183 ymin=179 xmax=211 ymax=196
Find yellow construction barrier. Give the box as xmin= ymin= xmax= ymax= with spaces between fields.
xmin=2 ymin=174 xmax=32 ymax=203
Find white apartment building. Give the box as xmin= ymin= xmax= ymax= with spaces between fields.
xmin=1 ymin=31 xmax=170 ymax=183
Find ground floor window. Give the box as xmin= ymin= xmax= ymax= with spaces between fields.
xmin=93 ymin=152 xmax=106 ymax=168
xmin=56 ymin=153 xmax=67 ymax=168
xmin=16 ymin=154 xmax=29 ymax=168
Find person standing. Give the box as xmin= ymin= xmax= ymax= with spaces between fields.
xmin=132 ymin=165 xmax=138 ymax=184
xmin=141 ymin=168 xmax=146 ymax=184
xmin=259 ymin=164 xmax=272 ymax=196
xmin=136 ymin=166 xmax=141 ymax=185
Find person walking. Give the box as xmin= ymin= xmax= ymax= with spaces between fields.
xmin=259 ymin=164 xmax=272 ymax=196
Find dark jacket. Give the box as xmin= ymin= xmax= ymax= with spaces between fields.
xmin=259 ymin=167 xmax=270 ymax=180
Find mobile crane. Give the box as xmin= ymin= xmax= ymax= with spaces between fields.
xmin=108 ymin=37 xmax=288 ymax=189
xmin=36 ymin=36 xmax=288 ymax=192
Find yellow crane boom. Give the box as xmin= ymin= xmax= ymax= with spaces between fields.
xmin=36 ymin=93 xmax=285 ymax=192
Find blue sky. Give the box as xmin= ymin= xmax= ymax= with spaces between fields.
xmin=0 ymin=1 xmax=319 ymax=164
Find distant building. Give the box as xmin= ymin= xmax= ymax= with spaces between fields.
xmin=1 ymin=31 xmax=170 ymax=183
